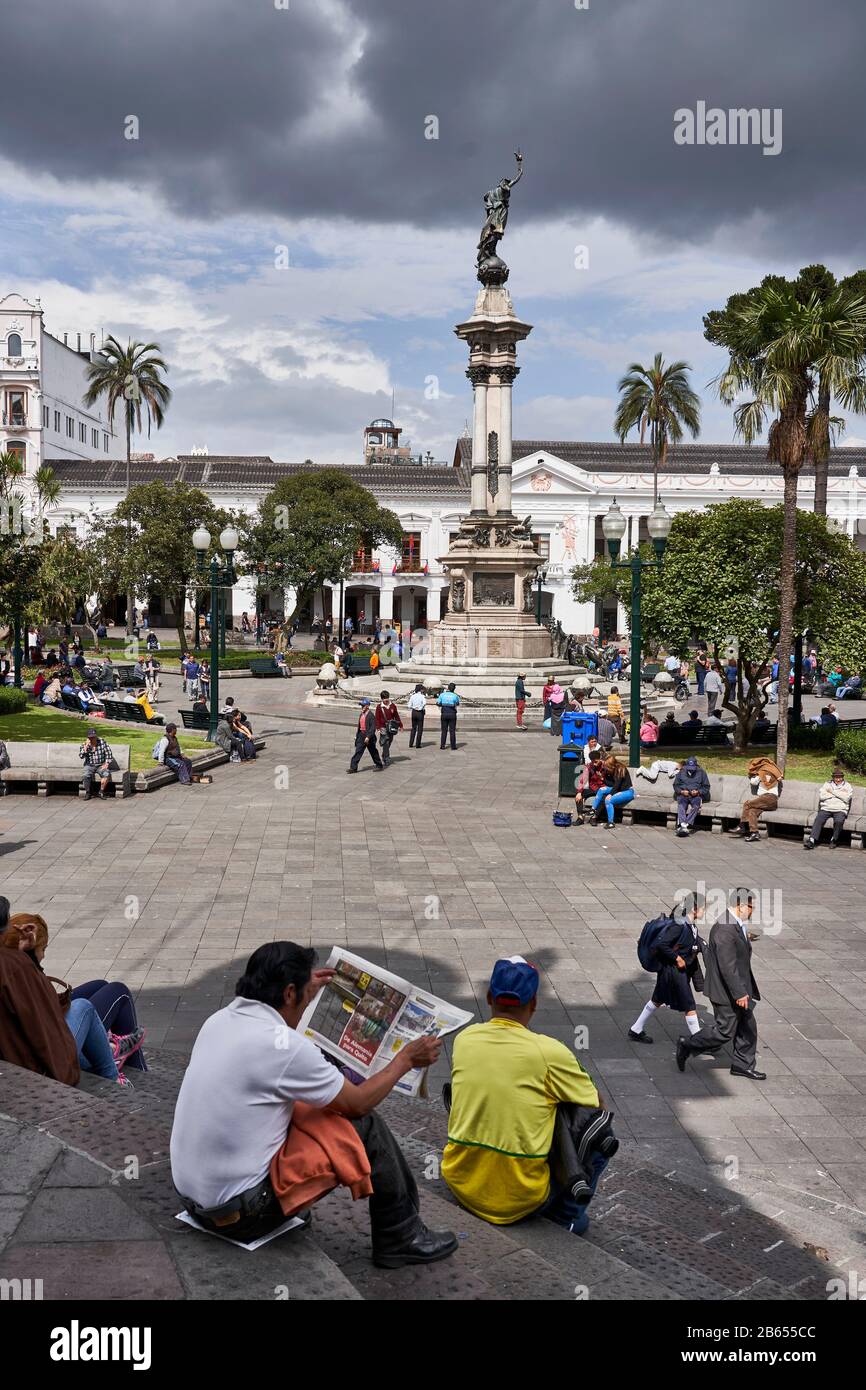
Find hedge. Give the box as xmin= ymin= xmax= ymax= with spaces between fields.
xmin=834 ymin=728 xmax=866 ymax=776
xmin=789 ymin=723 xmax=837 ymax=753
xmin=0 ymin=687 xmax=29 ymax=716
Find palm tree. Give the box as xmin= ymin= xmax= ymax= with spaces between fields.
xmin=711 ymin=283 xmax=866 ymax=767
xmin=797 ymin=267 xmax=866 ymax=515
xmin=614 ymin=354 xmax=701 ymax=505
xmin=83 ymin=337 xmax=172 ymax=634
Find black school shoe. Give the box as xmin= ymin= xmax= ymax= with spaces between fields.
xmin=372 ymin=1220 xmax=458 ymax=1269
xmin=628 ymin=1029 xmax=653 ymax=1044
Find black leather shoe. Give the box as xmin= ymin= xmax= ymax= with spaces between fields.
xmin=730 ymin=1066 xmax=767 ymax=1080
xmin=628 ymin=1029 xmax=653 ymax=1044
xmin=676 ymin=1038 xmax=689 ymax=1072
xmin=372 ymin=1222 xmax=458 ymax=1269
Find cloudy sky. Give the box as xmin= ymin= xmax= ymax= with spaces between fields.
xmin=4 ymin=0 xmax=866 ymax=461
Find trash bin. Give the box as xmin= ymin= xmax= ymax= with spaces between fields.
xmin=558 ymin=747 xmax=582 ymax=797
xmin=560 ymin=710 xmax=598 ymax=749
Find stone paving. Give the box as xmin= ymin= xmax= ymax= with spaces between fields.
xmin=2 ymin=678 xmax=866 ymax=1296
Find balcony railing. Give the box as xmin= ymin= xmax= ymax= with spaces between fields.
xmin=395 ymin=559 xmax=424 ymax=573
xmin=351 ymin=559 xmax=379 ymax=574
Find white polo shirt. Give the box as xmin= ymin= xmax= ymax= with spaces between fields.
xmin=170 ymin=997 xmax=344 ymax=1208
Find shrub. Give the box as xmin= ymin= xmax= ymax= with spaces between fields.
xmin=0 ymin=686 xmax=28 ymax=716
xmin=789 ymin=722 xmax=836 ymax=752
xmin=834 ymin=728 xmax=866 ymax=776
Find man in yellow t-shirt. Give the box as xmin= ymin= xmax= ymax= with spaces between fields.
xmin=441 ymin=956 xmax=609 ymax=1234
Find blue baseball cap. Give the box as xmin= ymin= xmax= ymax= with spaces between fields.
xmin=489 ymin=955 xmax=539 ymax=1006
xmin=359 ymin=698 xmax=370 ymax=706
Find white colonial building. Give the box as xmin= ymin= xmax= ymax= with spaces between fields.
xmin=0 ymin=293 xmax=116 ymax=476
xmin=41 ymin=424 xmax=866 ymax=638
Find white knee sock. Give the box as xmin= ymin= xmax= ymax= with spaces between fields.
xmin=685 ymin=1012 xmax=701 ymax=1035
xmin=633 ymin=1001 xmax=658 ymax=1032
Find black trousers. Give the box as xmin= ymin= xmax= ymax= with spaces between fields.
xmin=683 ymin=1001 xmax=758 ymax=1070
xmin=440 ymin=713 xmax=457 ymax=749
xmin=409 ymin=711 xmax=425 ymax=747
xmin=187 ymin=1112 xmax=419 ymax=1245
xmin=349 ymin=735 xmax=383 ymax=771
xmin=810 ymin=809 xmax=846 ymax=843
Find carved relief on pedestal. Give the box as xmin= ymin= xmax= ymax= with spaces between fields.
xmin=450 ymin=571 xmax=466 ymax=613
xmin=472 ymin=572 xmax=515 ymax=607
xmin=522 ymin=573 xmax=535 ymax=613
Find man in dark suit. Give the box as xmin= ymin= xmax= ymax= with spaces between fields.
xmin=347 ymin=699 xmax=383 ymax=773
xmin=676 ymin=887 xmax=764 ymax=1080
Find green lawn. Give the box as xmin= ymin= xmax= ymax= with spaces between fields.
xmin=0 ymin=706 xmax=211 ymax=772
xmin=646 ymin=745 xmax=866 ymax=788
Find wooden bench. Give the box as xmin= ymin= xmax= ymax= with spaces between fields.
xmin=0 ymin=740 xmax=133 ymax=798
xmin=624 ymin=769 xmax=866 ymax=848
xmin=99 ymin=697 xmax=163 ymax=725
xmin=655 ymin=723 xmax=732 ymax=747
xmin=249 ymin=658 xmax=281 ymax=677
xmin=180 ymin=708 xmax=211 ymax=731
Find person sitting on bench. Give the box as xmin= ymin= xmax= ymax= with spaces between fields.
xmin=170 ymin=942 xmax=457 ymax=1267
xmin=79 ymin=730 xmax=113 ymax=800
xmin=804 ymin=767 xmax=853 ymax=850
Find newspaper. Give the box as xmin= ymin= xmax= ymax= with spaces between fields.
xmin=299 ymin=949 xmax=473 ymax=1097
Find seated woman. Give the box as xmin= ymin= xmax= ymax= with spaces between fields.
xmin=591 ymin=755 xmax=635 ymax=827
xmin=639 ymin=713 xmax=659 ymax=747
xmin=154 ymin=722 xmax=196 ymax=783
xmin=231 ymin=710 xmax=257 ymax=761
xmin=32 ymin=670 xmax=48 ymax=701
xmin=41 ymin=675 xmax=63 ymax=706
xmin=1 ymin=914 xmax=145 ymax=1084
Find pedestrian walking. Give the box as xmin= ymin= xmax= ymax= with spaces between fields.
xmin=407 ymin=684 xmax=427 ymax=748
xmin=695 ymin=649 xmax=709 ymax=696
xmin=606 ymin=686 xmax=624 ymax=742
xmin=515 ymin=671 xmax=530 ymax=728
xmin=347 ymin=699 xmax=383 ymax=773
xmin=703 ymin=665 xmax=724 ymax=715
xmin=185 ymin=655 xmax=201 ymax=700
xmin=374 ymin=690 xmax=403 ymax=767
xmin=630 ymin=891 xmax=707 ymax=1044
xmin=437 ymin=683 xmax=460 ymax=750
xmin=676 ymin=888 xmax=765 ymax=1080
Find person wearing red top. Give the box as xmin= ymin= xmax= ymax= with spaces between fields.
xmin=374 ymin=690 xmax=403 ymax=767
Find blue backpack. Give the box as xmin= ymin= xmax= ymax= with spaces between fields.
xmin=637 ymin=915 xmax=679 ymax=972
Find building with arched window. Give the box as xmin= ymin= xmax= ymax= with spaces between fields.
xmin=0 ymin=292 xmax=115 ymax=476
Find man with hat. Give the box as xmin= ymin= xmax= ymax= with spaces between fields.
xmin=441 ymin=956 xmax=609 ymax=1232
xmin=347 ymin=698 xmax=383 ymax=773
xmin=78 ymin=729 xmax=113 ymax=800
xmin=514 ymin=671 xmax=529 ymax=729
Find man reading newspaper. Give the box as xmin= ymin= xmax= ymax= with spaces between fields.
xmin=171 ymin=942 xmax=458 ymax=1267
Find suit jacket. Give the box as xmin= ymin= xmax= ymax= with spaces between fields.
xmin=703 ymin=914 xmax=760 ymax=1008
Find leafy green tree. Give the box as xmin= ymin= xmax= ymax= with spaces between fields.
xmin=89 ymin=481 xmax=233 ymax=654
xmin=704 ymin=278 xmax=866 ymax=766
xmin=613 ymin=354 xmax=701 ymax=505
xmin=0 ymin=452 xmax=62 ymax=675
xmin=240 ymin=469 xmax=404 ymax=632
xmin=572 ymin=499 xmax=866 ymax=752
xmin=83 ymin=337 xmax=172 ymax=634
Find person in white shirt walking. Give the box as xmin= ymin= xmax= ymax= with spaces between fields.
xmin=407 ymin=683 xmax=427 ymax=748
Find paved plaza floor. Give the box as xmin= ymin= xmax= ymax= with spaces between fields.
xmin=2 ymin=677 xmax=866 ymax=1296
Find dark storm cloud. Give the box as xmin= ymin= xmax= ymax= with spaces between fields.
xmin=4 ymin=0 xmax=866 ymax=253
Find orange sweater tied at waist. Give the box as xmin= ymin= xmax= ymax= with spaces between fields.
xmin=269 ymin=1102 xmax=373 ymax=1216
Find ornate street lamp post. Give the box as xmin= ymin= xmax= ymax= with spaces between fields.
xmin=602 ymin=498 xmax=672 ymax=768
xmin=192 ymin=525 xmax=238 ymax=740
xmin=535 ymin=566 xmax=548 ymax=625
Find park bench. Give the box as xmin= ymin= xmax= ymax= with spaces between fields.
xmin=99 ymin=696 xmax=164 ymax=726
xmin=621 ymin=769 xmax=866 ymax=848
xmin=345 ymin=652 xmax=373 ymax=676
xmin=655 ymin=722 xmax=732 ymax=747
xmin=61 ymin=692 xmax=85 ymax=714
xmin=180 ymin=708 xmax=211 ymax=731
xmin=249 ymin=657 xmax=281 ymax=677
xmin=0 ymin=740 xmax=133 ymax=798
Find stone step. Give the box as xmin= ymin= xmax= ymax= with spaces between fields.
xmin=1 ymin=1055 xmax=854 ymax=1301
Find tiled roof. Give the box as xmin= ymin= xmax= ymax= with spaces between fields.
xmin=45 ymin=455 xmax=470 ymax=495
xmin=510 ymin=440 xmax=865 ymax=477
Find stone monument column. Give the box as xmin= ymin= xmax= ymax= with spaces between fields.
xmin=496 ymin=364 xmax=519 ymax=516
xmin=468 ymin=365 xmax=491 ymax=514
